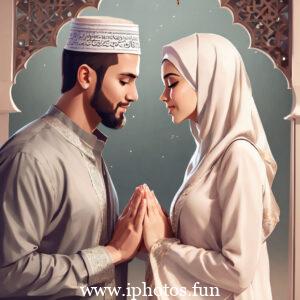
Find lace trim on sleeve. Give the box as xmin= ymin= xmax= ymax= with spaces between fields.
xmin=80 ymin=245 xmax=115 ymax=286
xmin=149 ymin=238 xmax=180 ymax=264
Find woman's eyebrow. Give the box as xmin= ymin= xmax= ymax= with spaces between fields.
xmin=163 ymin=72 xmax=180 ymax=79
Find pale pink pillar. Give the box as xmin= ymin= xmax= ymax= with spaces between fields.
xmin=287 ymin=0 xmax=300 ymax=299
xmin=0 ymin=0 xmax=20 ymax=145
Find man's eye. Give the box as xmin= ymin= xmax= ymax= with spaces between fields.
xmin=119 ymin=80 xmax=129 ymax=86
xmin=168 ymin=81 xmax=178 ymax=89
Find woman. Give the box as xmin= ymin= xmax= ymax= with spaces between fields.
xmin=141 ymin=33 xmax=280 ymax=299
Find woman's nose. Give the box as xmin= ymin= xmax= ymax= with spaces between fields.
xmin=160 ymin=90 xmax=168 ymax=102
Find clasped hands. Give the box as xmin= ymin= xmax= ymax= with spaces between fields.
xmin=106 ymin=184 xmax=173 ymax=265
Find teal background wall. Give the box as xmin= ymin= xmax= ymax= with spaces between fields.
xmin=10 ymin=1 xmax=291 ymax=299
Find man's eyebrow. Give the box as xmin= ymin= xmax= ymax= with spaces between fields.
xmin=120 ymin=72 xmax=138 ymax=79
xmin=163 ymin=72 xmax=180 ymax=79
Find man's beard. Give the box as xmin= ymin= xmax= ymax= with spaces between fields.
xmin=90 ymin=86 xmax=126 ymax=130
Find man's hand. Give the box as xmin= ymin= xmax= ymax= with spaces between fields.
xmin=106 ymin=186 xmax=146 ymax=265
xmin=142 ymin=185 xmax=173 ymax=251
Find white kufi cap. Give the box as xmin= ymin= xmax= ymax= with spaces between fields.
xmin=64 ymin=16 xmax=141 ymax=54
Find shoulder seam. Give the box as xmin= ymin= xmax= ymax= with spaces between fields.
xmin=12 ymin=151 xmax=56 ymax=205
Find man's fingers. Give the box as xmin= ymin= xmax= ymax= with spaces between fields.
xmin=134 ymin=198 xmax=147 ymax=229
xmin=129 ymin=188 xmax=143 ymax=218
xmin=121 ymin=189 xmax=136 ymax=216
xmin=121 ymin=186 xmax=142 ymax=217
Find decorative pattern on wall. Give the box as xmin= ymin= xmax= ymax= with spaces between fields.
xmin=15 ymin=0 xmax=290 ymax=85
xmin=15 ymin=0 xmax=102 ymax=76
xmin=220 ymin=0 xmax=290 ymax=85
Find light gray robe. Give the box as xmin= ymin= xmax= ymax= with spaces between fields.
xmin=0 ymin=106 xmax=127 ymax=299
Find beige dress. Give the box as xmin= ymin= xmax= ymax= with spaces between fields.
xmin=148 ymin=33 xmax=280 ymax=300
xmin=149 ymin=140 xmax=273 ymax=299
xmin=0 ymin=106 xmax=127 ymax=299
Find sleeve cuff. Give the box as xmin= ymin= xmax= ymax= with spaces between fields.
xmin=149 ymin=238 xmax=180 ymax=264
xmin=80 ymin=246 xmax=115 ymax=286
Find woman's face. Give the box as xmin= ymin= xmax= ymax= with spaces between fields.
xmin=160 ymin=59 xmax=197 ymax=124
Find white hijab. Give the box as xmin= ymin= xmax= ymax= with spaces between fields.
xmin=162 ymin=33 xmax=280 ymax=241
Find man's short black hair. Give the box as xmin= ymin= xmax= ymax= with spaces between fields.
xmin=61 ymin=49 xmax=118 ymax=93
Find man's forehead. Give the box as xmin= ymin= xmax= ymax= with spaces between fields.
xmin=115 ymin=53 xmax=140 ymax=75
xmin=117 ymin=53 xmax=140 ymax=63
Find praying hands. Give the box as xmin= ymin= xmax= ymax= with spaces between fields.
xmin=141 ymin=184 xmax=174 ymax=251
xmin=105 ymin=184 xmax=173 ymax=265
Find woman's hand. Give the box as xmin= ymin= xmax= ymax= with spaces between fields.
xmin=142 ymin=184 xmax=173 ymax=251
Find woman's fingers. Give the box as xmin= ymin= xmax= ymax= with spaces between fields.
xmin=145 ymin=185 xmax=164 ymax=216
xmin=148 ymin=197 xmax=158 ymax=219
xmin=142 ymin=185 xmax=157 ymax=215
xmin=151 ymin=190 xmax=165 ymax=216
xmin=143 ymin=202 xmax=149 ymax=231
xmin=150 ymin=190 xmax=160 ymax=209
xmin=142 ymin=209 xmax=149 ymax=240
xmin=142 ymin=184 xmax=151 ymax=200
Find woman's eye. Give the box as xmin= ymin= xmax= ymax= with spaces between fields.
xmin=168 ymin=81 xmax=178 ymax=89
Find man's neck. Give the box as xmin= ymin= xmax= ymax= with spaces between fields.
xmin=56 ymin=88 xmax=101 ymax=133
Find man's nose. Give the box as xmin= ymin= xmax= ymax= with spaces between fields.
xmin=127 ymin=85 xmax=139 ymax=102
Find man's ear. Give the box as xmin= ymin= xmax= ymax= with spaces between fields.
xmin=77 ymin=64 xmax=93 ymax=90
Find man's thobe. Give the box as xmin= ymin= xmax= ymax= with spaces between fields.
xmin=0 ymin=106 xmax=127 ymax=299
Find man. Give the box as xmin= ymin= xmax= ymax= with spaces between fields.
xmin=0 ymin=16 xmax=146 ymax=299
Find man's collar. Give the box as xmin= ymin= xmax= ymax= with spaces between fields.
xmin=44 ymin=105 xmax=107 ymax=155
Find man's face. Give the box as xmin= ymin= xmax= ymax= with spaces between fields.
xmin=91 ymin=53 xmax=140 ymax=129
